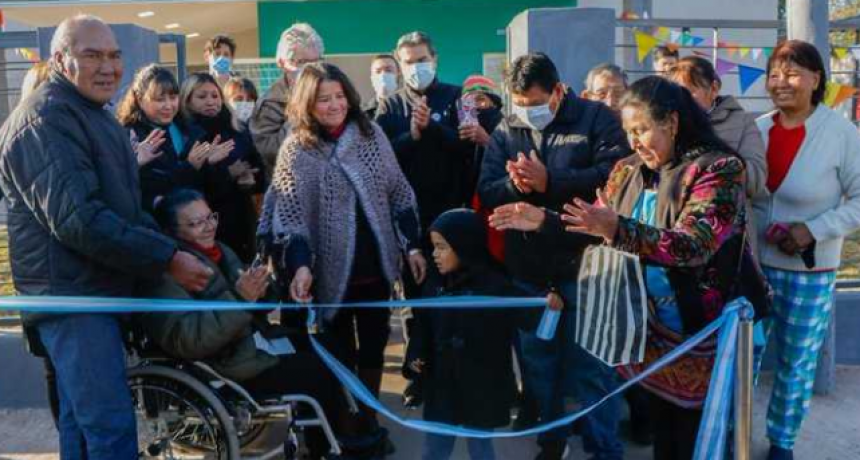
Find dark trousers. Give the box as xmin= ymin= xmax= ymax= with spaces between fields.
xmin=325 ymin=280 xmax=392 ymax=372
xmin=37 ymin=314 xmax=138 ymax=460
xmin=649 ymin=393 xmax=703 ymax=460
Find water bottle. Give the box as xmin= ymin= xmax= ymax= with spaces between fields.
xmin=536 ymin=307 xmax=561 ymax=341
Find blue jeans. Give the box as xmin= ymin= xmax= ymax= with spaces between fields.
xmin=516 ymin=280 xmax=623 ymax=460
xmin=37 ymin=314 xmax=137 ymax=460
xmin=422 ymin=433 xmax=495 ymax=460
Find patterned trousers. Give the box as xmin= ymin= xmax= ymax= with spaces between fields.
xmin=762 ymin=267 xmax=836 ymax=450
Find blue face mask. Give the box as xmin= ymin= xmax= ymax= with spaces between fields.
xmin=209 ymin=56 xmax=232 ymax=76
xmin=512 ymin=102 xmax=555 ymax=131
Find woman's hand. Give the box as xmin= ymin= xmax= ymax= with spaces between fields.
xmin=187 ymin=141 xmax=212 ymax=170
xmin=236 ymin=265 xmax=270 ymax=302
xmin=290 ymin=266 xmax=314 ymax=303
xmin=561 ymin=189 xmax=619 ymax=241
xmin=458 ymin=124 xmax=491 ymax=146
xmin=488 ymin=202 xmax=546 ymax=232
xmin=134 ymin=129 xmax=166 ymax=167
xmin=408 ymin=251 xmax=428 ymax=285
xmin=207 ymin=135 xmax=235 ymax=165
xmin=777 ymin=223 xmax=815 ymax=255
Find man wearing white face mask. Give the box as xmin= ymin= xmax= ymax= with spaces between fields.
xmin=365 ymin=53 xmax=401 ymax=119
xmin=376 ymin=31 xmax=471 ymax=244
xmin=478 ymin=53 xmax=631 ymax=460
xmin=249 ymin=22 xmax=323 ymax=172
xmin=203 ymin=34 xmax=238 ymax=87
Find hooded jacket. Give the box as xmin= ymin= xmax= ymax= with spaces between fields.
xmin=408 ymin=209 xmax=518 ymax=428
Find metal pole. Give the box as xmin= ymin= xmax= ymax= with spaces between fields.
xmin=734 ymin=315 xmax=754 ymax=460
xmin=712 ymin=27 xmax=719 ymax=63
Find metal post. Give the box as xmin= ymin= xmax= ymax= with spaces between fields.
xmin=712 ymin=27 xmax=719 ymax=63
xmin=734 ymin=315 xmax=754 ymax=460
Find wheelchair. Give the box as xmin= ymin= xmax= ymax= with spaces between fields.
xmin=127 ymin=327 xmax=345 ymax=460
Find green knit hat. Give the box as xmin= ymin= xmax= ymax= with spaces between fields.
xmin=462 ymin=75 xmax=499 ymax=98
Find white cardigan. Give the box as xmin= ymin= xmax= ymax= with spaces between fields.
xmin=753 ymin=105 xmax=860 ymax=271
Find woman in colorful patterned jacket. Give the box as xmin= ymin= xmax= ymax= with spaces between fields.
xmin=754 ymin=40 xmax=860 ymax=460
xmin=489 ymin=76 xmax=748 ymax=460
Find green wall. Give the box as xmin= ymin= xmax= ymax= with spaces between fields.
xmin=258 ymin=0 xmax=576 ymax=85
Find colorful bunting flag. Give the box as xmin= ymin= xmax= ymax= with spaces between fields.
xmin=824 ymin=81 xmax=858 ymax=108
xmin=715 ymin=58 xmax=737 ymax=78
xmin=726 ymin=42 xmax=738 ymax=58
xmin=737 ymin=64 xmax=766 ymax=94
xmin=740 ymin=47 xmax=750 ymax=58
xmin=634 ymin=30 xmax=660 ymax=63
xmin=15 ymin=48 xmax=37 ymax=62
xmin=751 ymin=48 xmax=762 ymax=60
xmin=835 ymin=47 xmax=849 ymax=60
xmin=691 ymin=36 xmax=705 ymax=47
xmin=763 ymin=47 xmax=774 ymax=59
xmin=852 ymin=48 xmax=860 ymax=61
xmin=656 ymin=27 xmax=671 ymax=41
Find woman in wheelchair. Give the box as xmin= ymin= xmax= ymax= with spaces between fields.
xmin=138 ymin=188 xmax=380 ymax=459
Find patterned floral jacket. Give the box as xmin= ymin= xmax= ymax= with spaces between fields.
xmin=601 ymin=147 xmax=747 ymax=333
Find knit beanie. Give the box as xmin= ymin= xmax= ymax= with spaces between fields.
xmin=429 ymin=209 xmax=492 ymax=268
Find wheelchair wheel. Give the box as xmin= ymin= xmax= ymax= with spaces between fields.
xmin=129 ymin=364 xmax=241 ymax=460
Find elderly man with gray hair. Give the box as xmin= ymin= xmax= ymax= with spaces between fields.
xmin=249 ymin=22 xmax=324 ymax=171
xmin=0 ymin=15 xmax=212 ymax=459
xmin=581 ymin=63 xmax=628 ymax=115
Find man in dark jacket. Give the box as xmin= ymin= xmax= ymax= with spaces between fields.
xmin=479 ymin=53 xmax=630 ymax=460
xmin=0 ymin=16 xmax=211 ymax=459
xmin=376 ymin=31 xmax=472 ymax=236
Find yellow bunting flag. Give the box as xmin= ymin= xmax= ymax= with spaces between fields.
xmin=835 ymin=47 xmax=849 ymax=60
xmin=740 ymin=47 xmax=750 ymax=58
xmin=634 ymin=30 xmax=660 ymax=63
xmin=824 ymin=81 xmax=858 ymax=108
xmin=656 ymin=27 xmax=670 ymax=41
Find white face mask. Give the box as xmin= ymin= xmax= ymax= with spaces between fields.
xmin=512 ymin=102 xmax=555 ymax=131
xmin=231 ymin=101 xmax=255 ymax=123
xmin=403 ymin=62 xmax=436 ymax=91
xmin=371 ymin=72 xmax=399 ymax=98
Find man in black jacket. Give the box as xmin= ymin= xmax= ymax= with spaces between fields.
xmin=376 ymin=31 xmax=471 ymax=236
xmin=479 ymin=53 xmax=630 ymax=460
xmin=0 ymin=16 xmax=211 ymax=459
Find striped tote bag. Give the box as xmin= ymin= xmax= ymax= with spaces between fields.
xmin=575 ymin=245 xmax=648 ymax=366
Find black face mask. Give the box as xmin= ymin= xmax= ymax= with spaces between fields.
xmin=477 ymin=107 xmax=503 ymax=133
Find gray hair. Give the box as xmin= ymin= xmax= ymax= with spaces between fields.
xmin=584 ymin=63 xmax=628 ymax=91
xmin=396 ymin=31 xmax=436 ymax=57
xmin=275 ymin=23 xmax=324 ymax=62
xmin=50 ymin=14 xmax=109 ymax=56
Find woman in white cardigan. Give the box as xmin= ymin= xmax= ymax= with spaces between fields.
xmin=754 ymin=40 xmax=860 ymax=460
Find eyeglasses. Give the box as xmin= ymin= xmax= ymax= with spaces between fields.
xmin=181 ymin=212 xmax=219 ymax=231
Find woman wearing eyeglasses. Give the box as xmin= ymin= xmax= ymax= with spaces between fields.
xmin=138 ymin=188 xmax=371 ymax=459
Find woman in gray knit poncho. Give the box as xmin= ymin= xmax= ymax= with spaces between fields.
xmin=257 ymin=62 xmax=426 ymax=456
